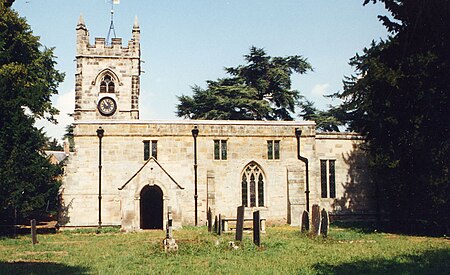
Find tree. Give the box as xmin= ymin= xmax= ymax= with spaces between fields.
xmin=64 ymin=123 xmax=75 ymax=152
xmin=177 ymin=46 xmax=312 ymax=120
xmin=298 ymin=99 xmax=342 ymax=132
xmin=335 ymin=0 xmax=449 ymax=234
xmin=0 ymin=4 xmax=64 ymax=224
xmin=45 ymin=137 xmax=63 ymax=151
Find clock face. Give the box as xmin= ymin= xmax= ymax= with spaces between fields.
xmin=98 ymin=97 xmax=117 ymax=116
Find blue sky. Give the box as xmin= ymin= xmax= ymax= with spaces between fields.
xmin=13 ymin=0 xmax=389 ymax=141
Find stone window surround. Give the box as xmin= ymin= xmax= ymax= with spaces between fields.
xmin=267 ymin=140 xmax=281 ymax=160
xmin=213 ymin=139 xmax=228 ymax=160
xmin=143 ymin=140 xmax=158 ymax=161
xmin=320 ymin=159 xmax=336 ymax=199
xmin=241 ymin=162 xmax=266 ymax=208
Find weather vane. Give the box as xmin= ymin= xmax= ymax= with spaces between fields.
xmin=106 ymin=0 xmax=120 ymax=45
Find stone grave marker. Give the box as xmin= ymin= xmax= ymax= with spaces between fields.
xmin=218 ymin=214 xmax=222 ymax=236
xmin=253 ymin=211 xmax=261 ymax=246
xmin=301 ymin=210 xmax=310 ymax=233
xmin=320 ymin=209 xmax=329 ymax=238
xmin=207 ymin=207 xmax=212 ymax=232
xmin=163 ymin=207 xmax=178 ymax=252
xmin=235 ymin=206 xmax=245 ymax=242
xmin=311 ymin=204 xmax=321 ymax=236
xmin=213 ymin=215 xmax=219 ymax=234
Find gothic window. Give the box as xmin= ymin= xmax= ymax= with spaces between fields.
xmin=241 ymin=162 xmax=265 ymax=207
xmin=267 ymin=140 xmax=280 ymax=159
xmin=100 ymin=74 xmax=115 ymax=93
xmin=320 ymin=159 xmax=336 ymax=198
xmin=213 ymin=140 xmax=227 ymax=160
xmin=144 ymin=140 xmax=157 ymax=160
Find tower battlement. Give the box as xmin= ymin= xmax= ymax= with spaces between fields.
xmin=76 ymin=16 xmax=140 ymax=58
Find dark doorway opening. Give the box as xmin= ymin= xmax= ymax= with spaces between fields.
xmin=140 ymin=185 xmax=163 ymax=229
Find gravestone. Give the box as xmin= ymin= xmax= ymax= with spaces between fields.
xmin=31 ymin=219 xmax=38 ymax=245
xmin=163 ymin=207 xmax=178 ymax=252
xmin=213 ymin=215 xmax=218 ymax=234
xmin=320 ymin=209 xmax=329 ymax=238
xmin=301 ymin=210 xmax=310 ymax=233
xmin=311 ymin=204 xmax=321 ymax=236
xmin=235 ymin=206 xmax=245 ymax=242
xmin=207 ymin=207 xmax=212 ymax=232
xmin=218 ymin=214 xmax=222 ymax=236
xmin=253 ymin=211 xmax=261 ymax=246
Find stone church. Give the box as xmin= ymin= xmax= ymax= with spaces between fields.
xmin=60 ymin=16 xmax=375 ymax=231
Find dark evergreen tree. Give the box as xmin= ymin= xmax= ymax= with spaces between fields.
xmin=298 ymin=99 xmax=342 ymax=132
xmin=0 ymin=4 xmax=64 ymax=224
xmin=64 ymin=124 xmax=75 ymax=152
xmin=335 ymin=0 xmax=450 ymax=234
xmin=45 ymin=137 xmax=63 ymax=151
xmin=177 ymin=47 xmax=312 ymax=120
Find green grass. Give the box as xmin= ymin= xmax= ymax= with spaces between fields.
xmin=0 ymin=225 xmax=449 ymax=274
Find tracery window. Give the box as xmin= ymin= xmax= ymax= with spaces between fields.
xmin=100 ymin=74 xmax=115 ymax=93
xmin=241 ymin=162 xmax=265 ymax=207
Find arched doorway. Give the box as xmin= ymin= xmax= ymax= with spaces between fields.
xmin=140 ymin=185 xmax=163 ymax=229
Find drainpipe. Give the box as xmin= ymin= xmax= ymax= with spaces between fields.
xmin=96 ymin=126 xmax=104 ymax=232
xmin=191 ymin=126 xmax=199 ymax=226
xmin=295 ymin=128 xmax=310 ymax=213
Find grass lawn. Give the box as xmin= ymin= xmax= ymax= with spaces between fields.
xmin=0 ymin=225 xmax=449 ymax=274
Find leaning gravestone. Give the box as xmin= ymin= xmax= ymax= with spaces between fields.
xmin=320 ymin=209 xmax=329 ymax=238
xmin=253 ymin=211 xmax=261 ymax=247
xmin=235 ymin=206 xmax=245 ymax=242
xmin=301 ymin=210 xmax=310 ymax=233
xmin=311 ymin=204 xmax=321 ymax=236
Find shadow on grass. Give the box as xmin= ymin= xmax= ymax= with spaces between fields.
xmin=313 ymin=248 xmax=450 ymax=275
xmin=0 ymin=261 xmax=89 ymax=275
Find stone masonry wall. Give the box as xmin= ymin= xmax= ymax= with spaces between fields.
xmin=61 ymin=120 xmax=316 ymax=230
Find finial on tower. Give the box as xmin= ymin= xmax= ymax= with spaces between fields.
xmin=77 ymin=14 xmax=86 ymax=28
xmin=77 ymin=14 xmax=88 ymax=33
xmin=133 ymin=16 xmax=139 ymax=29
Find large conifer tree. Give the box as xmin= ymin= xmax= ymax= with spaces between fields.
xmin=335 ymin=0 xmax=449 ymax=234
xmin=177 ymin=47 xmax=312 ymax=121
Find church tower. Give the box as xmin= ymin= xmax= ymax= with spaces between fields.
xmin=74 ymin=15 xmax=141 ymax=120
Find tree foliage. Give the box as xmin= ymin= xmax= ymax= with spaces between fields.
xmin=298 ymin=99 xmax=342 ymax=132
xmin=177 ymin=47 xmax=312 ymax=120
xmin=0 ymin=5 xmax=64 ymax=223
xmin=335 ymin=0 xmax=449 ymax=234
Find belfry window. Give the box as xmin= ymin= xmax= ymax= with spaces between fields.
xmin=100 ymin=74 xmax=115 ymax=93
xmin=241 ymin=162 xmax=265 ymax=207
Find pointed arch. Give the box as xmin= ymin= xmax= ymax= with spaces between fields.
xmin=241 ymin=161 xmax=265 ymax=207
xmin=92 ymin=68 xmax=121 ymax=87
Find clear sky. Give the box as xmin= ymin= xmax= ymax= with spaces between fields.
xmin=13 ymin=0 xmax=389 ymax=141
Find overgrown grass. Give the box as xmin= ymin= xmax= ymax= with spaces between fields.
xmin=0 ymin=225 xmax=449 ymax=274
